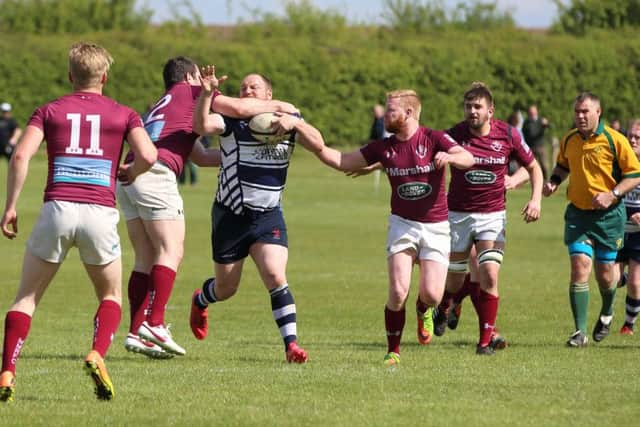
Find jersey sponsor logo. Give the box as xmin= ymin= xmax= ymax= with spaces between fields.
xmin=386 ymin=163 xmax=435 ymax=177
xmin=473 ymin=156 xmax=507 ymax=165
xmin=254 ymin=145 xmax=292 ymax=161
xmin=397 ymin=182 xmax=432 ymax=200
xmin=464 ymin=170 xmax=497 ymax=185
xmin=53 ymin=156 xmax=112 ymax=187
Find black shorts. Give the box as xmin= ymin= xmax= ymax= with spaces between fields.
xmin=211 ymin=202 xmax=288 ymax=264
xmin=617 ymin=231 xmax=640 ymax=263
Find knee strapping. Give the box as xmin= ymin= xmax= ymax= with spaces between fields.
xmin=478 ymin=248 xmax=504 ymax=265
xmin=448 ymin=259 xmax=469 ymax=273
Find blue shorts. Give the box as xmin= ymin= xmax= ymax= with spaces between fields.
xmin=617 ymin=232 xmax=640 ymax=263
xmin=211 ymin=202 xmax=288 ymax=264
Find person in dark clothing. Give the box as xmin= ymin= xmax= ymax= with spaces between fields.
xmin=522 ymin=104 xmax=550 ymax=179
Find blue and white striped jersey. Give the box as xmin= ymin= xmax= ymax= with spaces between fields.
xmin=216 ymin=116 xmax=296 ymax=214
xmin=624 ymin=184 xmax=640 ymax=233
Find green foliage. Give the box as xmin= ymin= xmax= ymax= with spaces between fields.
xmin=233 ymin=0 xmax=348 ymax=40
xmin=2 ymin=26 xmax=640 ymax=145
xmin=382 ymin=0 xmax=514 ymax=33
xmin=0 ymin=0 xmax=152 ymax=33
xmin=552 ymin=0 xmax=640 ymax=35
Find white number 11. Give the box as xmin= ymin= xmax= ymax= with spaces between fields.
xmin=65 ymin=113 xmax=103 ymax=156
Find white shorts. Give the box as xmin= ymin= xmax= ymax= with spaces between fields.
xmin=117 ymin=162 xmax=184 ymax=221
xmin=449 ymin=210 xmax=506 ymax=253
xmin=386 ymin=214 xmax=450 ymax=265
xmin=27 ymin=201 xmax=121 ymax=265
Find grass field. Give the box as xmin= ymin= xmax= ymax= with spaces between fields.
xmin=0 ymin=149 xmax=638 ymax=426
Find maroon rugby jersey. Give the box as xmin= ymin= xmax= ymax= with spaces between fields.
xmin=28 ymin=92 xmax=143 ymax=208
xmin=360 ymin=126 xmax=459 ymax=222
xmin=125 ymin=82 xmax=210 ymax=177
xmin=447 ymin=119 xmax=534 ymax=213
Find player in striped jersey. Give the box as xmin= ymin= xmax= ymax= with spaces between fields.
xmin=616 ymin=119 xmax=640 ymax=335
xmin=189 ymin=68 xmax=325 ymax=363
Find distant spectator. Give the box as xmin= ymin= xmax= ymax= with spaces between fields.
xmin=369 ymin=104 xmax=391 ymax=140
xmin=178 ymin=160 xmax=198 ymax=185
xmin=610 ymin=118 xmax=626 ymax=136
xmin=0 ymin=102 xmax=22 ymax=161
xmin=522 ymin=104 xmax=550 ymax=179
xmin=507 ymin=111 xmax=524 ymax=174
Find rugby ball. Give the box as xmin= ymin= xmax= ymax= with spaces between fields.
xmin=248 ymin=112 xmax=291 ymax=144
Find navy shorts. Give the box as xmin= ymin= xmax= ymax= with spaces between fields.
xmin=617 ymin=231 xmax=640 ymax=263
xmin=211 ymin=202 xmax=288 ymax=264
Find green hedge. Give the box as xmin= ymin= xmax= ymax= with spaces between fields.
xmin=1 ymin=27 xmax=640 ymax=144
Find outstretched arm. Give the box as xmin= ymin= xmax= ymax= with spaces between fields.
xmin=213 ymin=95 xmax=299 ymax=119
xmin=270 ymin=113 xmax=324 ymax=153
xmin=1 ymin=125 xmax=44 ymax=239
xmin=190 ymin=138 xmax=221 ymax=167
xmin=270 ymin=113 xmax=368 ymax=171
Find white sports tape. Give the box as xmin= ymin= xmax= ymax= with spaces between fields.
xmin=448 ymin=259 xmax=469 ymax=273
xmin=478 ymin=248 xmax=504 ymax=265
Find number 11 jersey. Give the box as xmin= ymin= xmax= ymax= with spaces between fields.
xmin=27 ymin=91 xmax=144 ymax=208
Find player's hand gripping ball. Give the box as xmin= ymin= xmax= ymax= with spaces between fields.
xmin=249 ymin=112 xmax=292 ymax=144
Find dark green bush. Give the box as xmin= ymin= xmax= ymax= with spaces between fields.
xmin=2 ymin=26 xmax=640 ymax=145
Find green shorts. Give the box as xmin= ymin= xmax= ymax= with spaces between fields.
xmin=564 ymin=202 xmax=625 ymax=251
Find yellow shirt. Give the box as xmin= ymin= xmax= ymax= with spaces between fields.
xmin=557 ymin=122 xmax=640 ymax=210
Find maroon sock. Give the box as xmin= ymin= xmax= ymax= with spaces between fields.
xmin=452 ymin=273 xmax=472 ymax=304
xmin=92 ymin=300 xmax=122 ymax=358
xmin=477 ymin=290 xmax=499 ymax=347
xmin=127 ymin=271 xmax=150 ymax=334
xmin=469 ymin=281 xmax=481 ymax=314
xmin=384 ymin=306 xmax=405 ymax=354
xmin=2 ymin=311 xmax=32 ymax=374
xmin=416 ymin=298 xmax=429 ymax=315
xmin=438 ymin=291 xmax=454 ymax=313
xmin=147 ymin=265 xmax=176 ymax=326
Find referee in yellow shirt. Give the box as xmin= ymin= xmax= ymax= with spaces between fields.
xmin=543 ymin=92 xmax=640 ymax=347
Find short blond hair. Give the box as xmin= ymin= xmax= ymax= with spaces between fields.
xmin=68 ymin=42 xmax=113 ymax=88
xmin=386 ymin=89 xmax=421 ymax=120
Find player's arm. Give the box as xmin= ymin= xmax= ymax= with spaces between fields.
xmin=190 ymin=138 xmax=221 ymax=167
xmin=505 ymin=166 xmax=529 ymax=190
xmin=543 ymin=165 xmax=569 ymax=197
xmin=9 ymin=125 xmax=22 ymax=146
xmin=315 ymin=145 xmax=368 ymax=172
xmin=270 ymin=113 xmax=325 ymax=154
xmin=521 ymin=158 xmax=543 ymax=223
xmin=345 ymin=162 xmax=383 ymax=178
xmin=1 ymin=125 xmax=44 ymax=239
xmin=119 ymin=127 xmax=157 ymax=185
xmin=434 ymin=145 xmax=474 ymax=170
xmin=212 ymin=95 xmax=299 ymax=119
xmin=193 ymin=65 xmax=227 ymax=136
xmin=269 ymin=112 xmax=367 ymax=171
